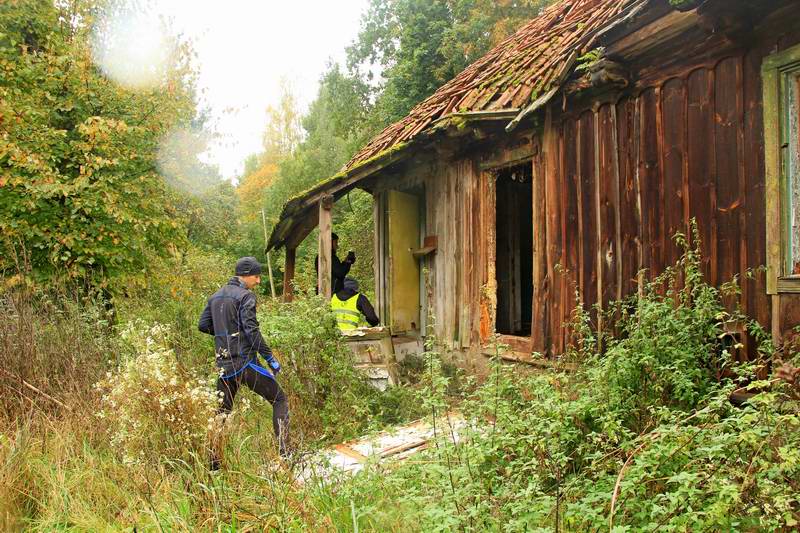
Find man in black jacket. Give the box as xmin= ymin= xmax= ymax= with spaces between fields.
xmin=199 ymin=257 xmax=289 ymax=467
xmin=315 ymin=232 xmax=355 ymax=294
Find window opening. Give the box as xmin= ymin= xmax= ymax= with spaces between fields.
xmin=763 ymin=43 xmax=800 ymax=293
xmin=787 ymin=73 xmax=800 ymax=275
xmin=495 ymin=162 xmax=533 ymax=336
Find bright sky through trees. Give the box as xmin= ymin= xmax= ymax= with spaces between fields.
xmin=154 ymin=0 xmax=369 ymax=180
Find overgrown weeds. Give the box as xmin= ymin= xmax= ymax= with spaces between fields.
xmin=2 ymin=233 xmax=798 ymax=531
xmin=325 ymin=232 xmax=800 ymax=531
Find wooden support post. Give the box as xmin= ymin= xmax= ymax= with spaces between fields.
xmin=318 ymin=195 xmax=334 ymax=300
xmin=283 ymin=247 xmax=296 ymax=303
xmin=531 ymin=140 xmax=548 ymax=354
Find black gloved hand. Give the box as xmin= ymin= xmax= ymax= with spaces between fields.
xmin=346 ymin=251 xmax=356 ymax=264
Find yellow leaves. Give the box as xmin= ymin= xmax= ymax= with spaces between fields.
xmin=237 ymin=159 xmax=280 ymax=222
xmin=3 ymin=274 xmax=22 ymax=290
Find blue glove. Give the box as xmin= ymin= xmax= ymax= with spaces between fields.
xmin=268 ymin=358 xmax=281 ymax=374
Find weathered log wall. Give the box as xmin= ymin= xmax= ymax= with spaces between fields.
xmin=373 ymin=29 xmax=800 ymax=367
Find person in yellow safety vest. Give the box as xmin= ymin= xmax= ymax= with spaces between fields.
xmin=330 ymin=278 xmax=380 ymax=331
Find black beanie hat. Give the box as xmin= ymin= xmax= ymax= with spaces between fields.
xmin=235 ymin=257 xmax=262 ymax=276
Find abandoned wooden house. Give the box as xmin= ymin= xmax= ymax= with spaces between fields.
xmin=268 ymin=0 xmax=800 ymax=370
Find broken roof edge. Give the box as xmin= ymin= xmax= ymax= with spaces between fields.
xmin=266 ymin=109 xmax=525 ymax=252
xmin=266 ymin=140 xmax=414 ymax=251
xmin=266 ymin=0 xmax=686 ymax=253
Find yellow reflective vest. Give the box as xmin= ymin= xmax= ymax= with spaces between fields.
xmin=331 ymin=293 xmax=361 ymax=331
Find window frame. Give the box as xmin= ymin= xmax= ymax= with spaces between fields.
xmin=763 ymin=43 xmax=800 ymax=294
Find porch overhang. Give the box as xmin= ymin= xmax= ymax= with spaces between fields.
xmin=266 ymin=109 xmax=522 ymax=253
xmin=266 ymin=141 xmax=414 ymax=253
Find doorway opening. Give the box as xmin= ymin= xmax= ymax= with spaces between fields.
xmin=495 ymin=162 xmax=533 ymax=337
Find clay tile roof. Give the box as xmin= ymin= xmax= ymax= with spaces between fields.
xmin=344 ymin=0 xmax=638 ymax=171
xmin=268 ymin=0 xmax=647 ymax=250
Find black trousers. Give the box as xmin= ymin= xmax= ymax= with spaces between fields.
xmin=216 ymin=366 xmax=290 ymax=456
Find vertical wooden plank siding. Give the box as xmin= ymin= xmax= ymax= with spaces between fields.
xmin=639 ymin=88 xmax=662 ymax=281
xmin=394 ymin=49 xmax=799 ymax=364
xmin=616 ymin=97 xmax=641 ymax=297
xmin=743 ymin=46 xmax=771 ymax=330
xmin=687 ymin=68 xmax=716 ymax=280
xmin=597 ymin=104 xmax=619 ymax=312
xmin=661 ymin=78 xmax=687 ymax=268
xmin=528 ymin=53 xmax=776 ymax=362
xmin=579 ymin=111 xmax=598 ymax=320
xmin=562 ymin=117 xmax=580 ymax=346
xmin=714 ymin=57 xmax=742 ymax=309
xmin=544 ymin=110 xmax=564 ymax=355
xmin=532 ymin=137 xmax=549 ymax=353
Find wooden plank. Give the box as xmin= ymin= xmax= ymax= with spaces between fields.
xmin=334 ymin=444 xmax=368 ymax=463
xmin=638 ymin=88 xmax=662 ymax=281
xmin=472 ymin=162 xmax=481 ymax=355
xmin=447 ymin=166 xmax=458 ymax=345
xmin=544 ymin=106 xmax=563 ymax=355
xmin=597 ymin=104 xmax=619 ymax=314
xmin=480 ymin=169 xmax=496 ymax=345
xmin=373 ymin=193 xmax=385 ymax=321
xmin=655 ymin=85 xmax=667 ymax=281
xmin=387 ymin=190 xmax=421 ymax=333
xmin=714 ymin=57 xmax=742 ymax=308
xmin=735 ymin=55 xmax=749 ymax=362
xmin=531 ymin=137 xmax=549 ymax=354
xmin=460 ymin=160 xmax=474 ymax=350
xmin=687 ymin=67 xmax=716 ymax=282
xmin=616 ymin=97 xmax=641 ymax=298
xmin=579 ymin=111 xmax=598 ymax=321
xmin=661 ymin=77 xmax=687 ymax=268
xmin=763 ymin=50 xmax=784 ymax=295
xmin=283 ymin=247 xmax=296 ymax=303
xmin=744 ymin=46 xmax=771 ymax=336
xmin=318 ymin=196 xmax=333 ymax=300
xmin=610 ymin=104 xmax=624 ymax=303
xmin=563 ymin=116 xmax=580 ymax=350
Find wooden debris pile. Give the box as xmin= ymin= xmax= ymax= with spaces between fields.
xmin=296 ymin=413 xmax=466 ymax=484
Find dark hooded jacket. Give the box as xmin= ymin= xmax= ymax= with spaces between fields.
xmin=334 ymin=279 xmax=380 ymax=327
xmin=315 ymin=251 xmax=352 ymax=294
xmin=198 ymin=277 xmax=274 ymax=376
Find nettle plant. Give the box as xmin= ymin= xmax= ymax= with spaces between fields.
xmin=338 ymin=228 xmax=800 ymax=531
xmin=95 ymin=321 xmax=219 ymax=467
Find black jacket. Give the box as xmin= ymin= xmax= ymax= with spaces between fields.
xmin=198 ymin=277 xmax=274 ymax=376
xmin=334 ymin=287 xmax=380 ymax=327
xmin=315 ymin=252 xmax=352 ymax=293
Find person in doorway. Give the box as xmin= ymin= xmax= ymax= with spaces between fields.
xmin=198 ymin=256 xmax=289 ymax=469
xmin=315 ymin=232 xmax=355 ymax=294
xmin=330 ymin=277 xmax=380 ymax=331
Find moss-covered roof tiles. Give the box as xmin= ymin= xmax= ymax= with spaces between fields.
xmin=268 ymin=0 xmax=646 ymax=249
xmin=344 ymin=0 xmax=637 ymax=171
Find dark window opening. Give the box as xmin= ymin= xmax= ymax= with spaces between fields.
xmin=495 ymin=162 xmax=533 ymax=337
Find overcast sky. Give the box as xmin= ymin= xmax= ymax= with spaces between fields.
xmin=156 ymin=0 xmax=370 ymax=180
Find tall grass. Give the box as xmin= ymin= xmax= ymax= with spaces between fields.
xmin=0 ymin=250 xmax=420 ymax=530
xmin=2 ymin=238 xmax=798 ymax=531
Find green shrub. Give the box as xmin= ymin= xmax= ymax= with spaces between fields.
xmin=319 ymin=233 xmax=800 ymax=531
xmin=259 ymin=295 xmax=393 ymax=444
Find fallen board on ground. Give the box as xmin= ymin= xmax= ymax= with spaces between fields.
xmin=296 ymin=413 xmax=466 ymax=484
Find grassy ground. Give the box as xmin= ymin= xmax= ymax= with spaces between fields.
xmin=2 ymin=245 xmax=800 ymax=531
